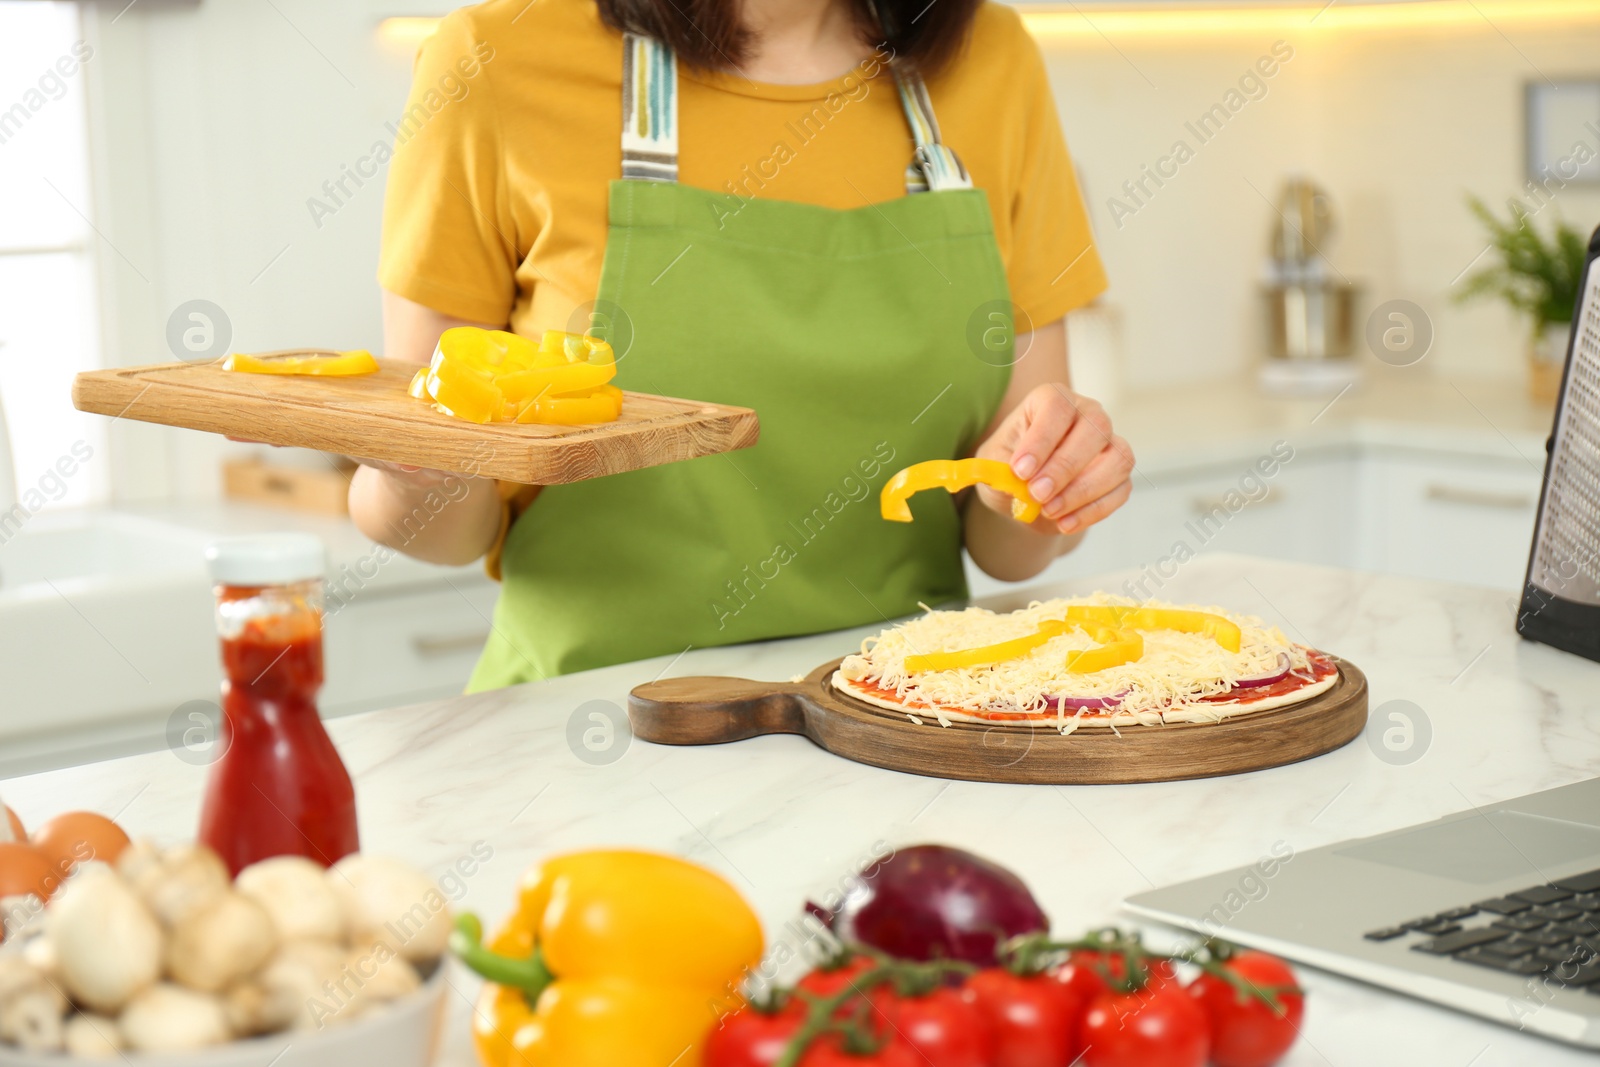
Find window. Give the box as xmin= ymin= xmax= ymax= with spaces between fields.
xmin=0 ymin=0 xmax=104 ymax=511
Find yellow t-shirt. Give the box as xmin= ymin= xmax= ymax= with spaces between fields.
xmin=378 ymin=0 xmax=1107 ymax=334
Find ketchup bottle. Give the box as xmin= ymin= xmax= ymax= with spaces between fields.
xmin=198 ymin=534 xmax=359 ymax=876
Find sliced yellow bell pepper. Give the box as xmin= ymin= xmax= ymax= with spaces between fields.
xmin=1064 ymin=626 xmax=1144 ymax=674
xmin=1064 ymin=605 xmax=1241 ymax=653
xmin=903 ymin=619 xmax=1073 ymax=673
xmin=881 ymin=458 xmax=1043 ymax=524
xmin=898 ymin=605 xmax=1239 ymax=677
xmin=422 ymin=327 xmax=621 ymax=426
xmin=513 ymin=384 xmax=624 ymax=426
xmin=223 ymin=350 xmax=379 ymax=376
xmin=452 ymin=850 xmax=764 ymax=1067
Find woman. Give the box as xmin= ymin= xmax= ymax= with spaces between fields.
xmin=351 ymin=0 xmax=1134 ymax=689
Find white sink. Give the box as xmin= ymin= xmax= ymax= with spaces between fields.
xmin=0 ymin=511 xmax=220 ymax=773
xmin=0 ymin=511 xmax=211 ymax=590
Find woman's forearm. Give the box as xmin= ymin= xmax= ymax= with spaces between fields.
xmin=963 ymin=493 xmax=1083 ymax=583
xmin=349 ymin=465 xmax=504 ymax=567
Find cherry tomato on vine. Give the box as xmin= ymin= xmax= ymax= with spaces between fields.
xmin=705 ymin=1003 xmax=805 ymax=1067
xmin=1188 ymin=951 xmax=1304 ymax=1067
xmin=966 ymin=967 xmax=1082 ymax=1067
xmin=797 ymin=955 xmax=879 ymax=1002
xmin=879 ymin=985 xmax=995 ymax=1067
xmin=797 ymin=1035 xmax=924 ymax=1067
xmin=1080 ymin=983 xmax=1209 ymax=1067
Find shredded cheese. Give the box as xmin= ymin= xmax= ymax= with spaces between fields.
xmin=838 ymin=593 xmax=1314 ymax=726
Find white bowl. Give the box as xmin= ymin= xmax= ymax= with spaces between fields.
xmin=0 ymin=964 xmax=448 ymax=1067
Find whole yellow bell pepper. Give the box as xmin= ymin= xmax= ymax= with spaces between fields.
xmin=452 ymin=850 xmax=764 ymax=1067
xmin=881 ymin=458 xmax=1043 ymax=524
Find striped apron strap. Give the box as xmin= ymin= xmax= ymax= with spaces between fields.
xmin=620 ymin=36 xmax=965 ymax=194
xmin=621 ymin=32 xmax=678 ymax=182
xmin=893 ymin=66 xmax=972 ymax=194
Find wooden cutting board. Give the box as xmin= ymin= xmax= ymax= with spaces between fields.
xmin=629 ymin=656 xmax=1368 ymax=785
xmin=73 ymin=359 xmax=759 ymax=484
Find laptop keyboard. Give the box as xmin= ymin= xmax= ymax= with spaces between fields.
xmin=1363 ymin=868 xmax=1600 ymax=990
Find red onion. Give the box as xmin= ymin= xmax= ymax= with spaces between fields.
xmin=806 ymin=845 xmax=1047 ymax=966
xmin=1234 ymin=654 xmax=1290 ymax=689
xmin=1045 ymin=692 xmax=1125 ymax=711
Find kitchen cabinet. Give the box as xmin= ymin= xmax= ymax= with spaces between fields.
xmin=322 ymin=581 xmax=499 ymax=715
xmin=1358 ymin=454 xmax=1543 ymax=593
xmin=969 ymin=446 xmax=1543 ymax=600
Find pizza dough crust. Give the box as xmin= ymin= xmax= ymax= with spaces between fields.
xmin=831 ymin=667 xmax=1340 ymax=729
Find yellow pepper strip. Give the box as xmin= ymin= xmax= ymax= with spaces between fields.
xmin=1064 ymin=626 xmax=1145 ymax=674
xmin=1064 ymin=605 xmax=1242 ymax=653
xmin=453 ymin=850 xmax=764 ymax=1067
xmin=513 ymin=384 xmax=624 ymax=426
xmin=881 ymin=458 xmax=1043 ymax=524
xmin=223 ymin=349 xmax=379 ymax=376
xmin=903 ymin=622 xmax=1062 ymax=674
xmin=407 ymin=367 xmax=429 ymax=399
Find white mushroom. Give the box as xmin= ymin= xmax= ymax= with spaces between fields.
xmin=125 ymin=843 xmax=229 ymax=928
xmin=48 ymin=864 xmax=162 ymax=1014
xmin=249 ymin=940 xmax=347 ymax=1032
xmin=19 ymin=930 xmax=59 ymax=980
xmin=237 ymin=856 xmax=345 ymax=943
xmin=64 ymin=1014 xmax=124 ymax=1059
xmin=165 ymin=889 xmax=277 ymax=992
xmin=115 ymin=839 xmax=163 ymax=884
xmin=220 ymin=978 xmax=277 ymax=1037
xmin=339 ymin=943 xmax=420 ymax=1020
xmin=118 ymin=983 xmax=230 ymax=1052
xmin=328 ymin=856 xmax=451 ymax=963
xmin=0 ymin=988 xmax=66 ymax=1051
xmin=0 ymin=956 xmax=49 ymax=1003
xmin=0 ymin=958 xmax=66 ymax=1053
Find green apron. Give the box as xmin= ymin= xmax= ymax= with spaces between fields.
xmin=469 ymin=35 xmax=1015 ymax=687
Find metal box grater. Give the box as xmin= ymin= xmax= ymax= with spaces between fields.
xmin=1518 ymin=224 xmax=1600 ymax=662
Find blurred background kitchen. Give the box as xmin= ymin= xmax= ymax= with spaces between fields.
xmin=2 ymin=0 xmax=1597 ymax=773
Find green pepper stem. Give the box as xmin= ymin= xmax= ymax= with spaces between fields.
xmin=449 ymin=913 xmax=556 ymax=999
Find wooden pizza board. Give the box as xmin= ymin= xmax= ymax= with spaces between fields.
xmin=629 ymin=656 xmax=1368 ymax=785
xmin=73 ymin=359 xmax=759 ymax=484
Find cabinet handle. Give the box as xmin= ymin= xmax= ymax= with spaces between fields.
xmin=410 ymin=631 xmax=491 ymax=657
xmin=1424 ymin=484 xmax=1534 ymax=510
xmin=1189 ymin=487 xmax=1283 ymax=517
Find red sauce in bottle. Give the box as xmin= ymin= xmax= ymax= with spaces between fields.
xmin=198 ymin=583 xmax=359 ymax=877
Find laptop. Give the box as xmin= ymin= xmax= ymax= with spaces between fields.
xmin=1127 ymin=235 xmax=1600 ymax=1045
xmin=1125 ymin=778 xmax=1600 ymax=1046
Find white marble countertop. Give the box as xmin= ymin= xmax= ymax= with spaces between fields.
xmin=5 ymin=554 xmax=1598 ymax=1067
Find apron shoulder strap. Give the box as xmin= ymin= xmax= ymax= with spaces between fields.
xmin=893 ymin=66 xmax=972 ymax=193
xmin=619 ymin=34 xmax=969 ymax=194
xmin=621 ymin=32 xmax=679 ymax=182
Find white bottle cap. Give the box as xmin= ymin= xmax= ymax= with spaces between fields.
xmin=205 ymin=534 xmax=326 ymax=586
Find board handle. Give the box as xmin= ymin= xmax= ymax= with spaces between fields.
xmin=628 ymin=676 xmax=807 ymax=745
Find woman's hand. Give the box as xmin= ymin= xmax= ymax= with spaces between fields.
xmin=975 ymin=383 xmax=1134 ymax=535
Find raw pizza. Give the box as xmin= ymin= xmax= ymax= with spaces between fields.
xmin=833 ymin=595 xmax=1340 ymax=731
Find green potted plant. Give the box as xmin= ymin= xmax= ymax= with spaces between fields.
xmin=1455 ymin=195 xmax=1588 ymax=402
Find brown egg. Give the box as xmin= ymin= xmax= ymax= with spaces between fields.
xmin=4 ymin=806 xmax=23 ymax=842
xmin=31 ymin=812 xmax=131 ymax=879
xmin=0 ymin=842 xmax=56 ymax=905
